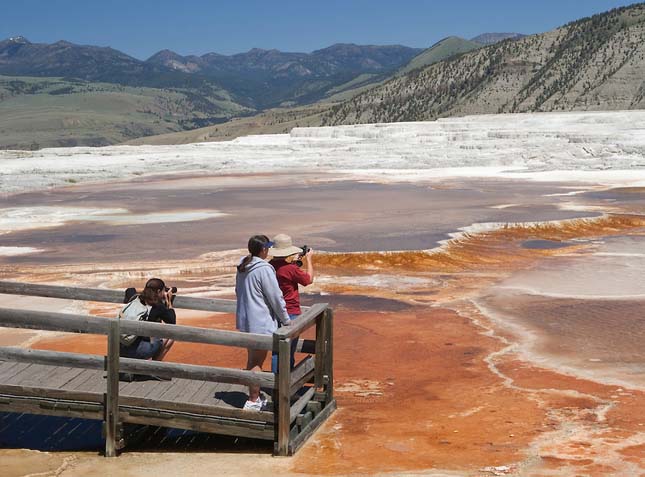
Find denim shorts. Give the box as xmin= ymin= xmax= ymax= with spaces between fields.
xmin=120 ymin=338 xmax=163 ymax=359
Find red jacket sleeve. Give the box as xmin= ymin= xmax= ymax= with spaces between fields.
xmin=291 ymin=265 xmax=313 ymax=286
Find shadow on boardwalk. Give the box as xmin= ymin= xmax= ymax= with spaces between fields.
xmin=0 ymin=412 xmax=272 ymax=454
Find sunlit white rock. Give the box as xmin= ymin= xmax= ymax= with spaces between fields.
xmin=1 ymin=110 xmax=645 ymax=194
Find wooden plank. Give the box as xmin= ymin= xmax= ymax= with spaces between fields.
xmin=119 ymin=411 xmax=274 ymax=441
xmin=0 ymin=348 xmax=275 ymax=388
xmin=0 ymin=362 xmax=33 ymax=383
xmin=0 ymin=394 xmax=103 ymax=420
xmin=119 ymin=394 xmax=275 ymax=424
xmin=0 ymin=383 xmax=103 ymax=403
xmin=0 ymin=309 xmax=273 ymax=350
xmin=290 ymin=357 xmax=315 ymax=395
xmin=168 ymin=378 xmax=205 ymax=403
xmin=145 ymin=379 xmax=195 ymax=401
xmin=118 ymin=376 xmax=149 ymax=396
xmin=0 ymin=361 xmax=25 ymax=380
xmin=184 ymin=381 xmax=218 ymax=405
xmin=11 ymin=362 xmax=58 ymax=387
xmin=296 ymin=411 xmax=313 ymax=428
xmin=273 ymin=304 xmax=328 ymax=339
xmin=60 ymin=368 xmax=94 ymax=391
xmin=12 ymin=365 xmax=83 ymax=391
xmin=67 ymin=369 xmax=104 ymax=392
xmin=0 ymin=281 xmax=236 ymax=313
xmin=0 ymin=382 xmax=275 ymax=429
xmin=291 ymin=356 xmax=314 ymax=384
xmin=143 ymin=380 xmax=179 ymax=400
xmin=119 ymin=357 xmax=275 ymax=389
xmin=41 ymin=366 xmax=87 ymax=389
xmin=275 ymin=338 xmax=292 ymax=456
xmin=120 ymin=379 xmax=166 ymax=399
xmin=198 ymin=381 xmax=232 ymax=407
xmin=289 ymin=387 xmax=316 ymax=423
xmin=306 ymin=400 xmax=322 ymax=415
xmin=0 ymin=347 xmax=105 ymax=371
xmin=288 ymin=399 xmax=337 ymax=455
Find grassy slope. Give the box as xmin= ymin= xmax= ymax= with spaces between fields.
xmin=395 ymin=37 xmax=482 ymax=76
xmin=321 ymin=4 xmax=645 ymax=125
xmin=0 ymin=76 xmax=250 ymax=149
xmin=125 ymin=103 xmax=329 ymax=145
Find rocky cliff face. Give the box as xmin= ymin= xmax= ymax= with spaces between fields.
xmin=322 ymin=4 xmax=645 ymax=125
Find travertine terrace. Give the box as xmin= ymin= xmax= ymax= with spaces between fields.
xmin=1 ymin=112 xmax=644 ymax=476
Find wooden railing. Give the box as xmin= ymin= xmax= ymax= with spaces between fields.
xmin=0 ymin=281 xmax=335 ymax=456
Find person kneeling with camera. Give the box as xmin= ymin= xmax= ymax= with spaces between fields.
xmin=269 ymin=234 xmax=314 ymax=373
xmin=118 ymin=278 xmax=176 ymax=364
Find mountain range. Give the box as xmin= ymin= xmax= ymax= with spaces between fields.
xmin=322 ymin=3 xmax=645 ymax=125
xmin=0 ymin=31 xmax=525 ymax=148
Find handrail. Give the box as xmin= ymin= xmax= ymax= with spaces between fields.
xmin=274 ymin=303 xmax=328 ymax=339
xmin=0 ymin=307 xmax=274 ymax=350
xmin=0 ymin=347 xmax=275 ymax=388
xmin=0 ymin=281 xmax=236 ymax=313
xmin=0 ymin=281 xmax=334 ymax=457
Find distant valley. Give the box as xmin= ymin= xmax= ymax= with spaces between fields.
xmin=0 ymin=30 xmax=531 ymax=149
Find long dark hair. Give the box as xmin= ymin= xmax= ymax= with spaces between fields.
xmin=237 ymin=235 xmax=271 ymax=272
xmin=140 ymin=277 xmax=165 ymax=306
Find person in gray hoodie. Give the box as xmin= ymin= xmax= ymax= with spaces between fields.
xmin=235 ymin=234 xmax=290 ymax=411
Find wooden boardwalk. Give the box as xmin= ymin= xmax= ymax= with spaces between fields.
xmin=0 ymin=281 xmax=335 ymax=456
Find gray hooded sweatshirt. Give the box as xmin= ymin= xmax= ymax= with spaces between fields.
xmin=235 ymin=256 xmax=290 ymax=335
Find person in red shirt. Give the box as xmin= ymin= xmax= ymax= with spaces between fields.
xmin=269 ymin=234 xmax=314 ymax=372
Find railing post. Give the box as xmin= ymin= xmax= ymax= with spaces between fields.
xmin=274 ymin=336 xmax=292 ymax=456
xmin=314 ymin=308 xmax=328 ymax=392
xmin=104 ymin=319 xmax=120 ymax=457
xmin=324 ymin=308 xmax=334 ymax=402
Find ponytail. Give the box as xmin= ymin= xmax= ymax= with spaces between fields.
xmin=237 ymin=235 xmax=271 ymax=272
xmin=237 ymin=254 xmax=254 ymax=273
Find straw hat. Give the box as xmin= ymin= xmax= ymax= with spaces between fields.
xmin=271 ymin=234 xmax=302 ymax=257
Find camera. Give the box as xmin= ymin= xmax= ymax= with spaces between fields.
xmin=164 ymin=286 xmax=177 ymax=304
xmin=295 ymin=245 xmax=310 ymax=267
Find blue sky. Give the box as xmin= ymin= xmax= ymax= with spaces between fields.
xmin=0 ymin=0 xmax=639 ymax=59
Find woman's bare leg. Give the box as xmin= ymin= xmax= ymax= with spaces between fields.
xmin=246 ymin=348 xmax=268 ymax=401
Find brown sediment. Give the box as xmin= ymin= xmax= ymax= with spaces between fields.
xmin=4 ymin=196 xmax=645 ymax=475
xmin=477 ymin=293 xmax=645 ymax=388
xmin=492 ymin=356 xmax=645 ymax=476
xmin=290 ymin=308 xmax=548 ymax=474
xmin=29 ymin=304 xmax=645 ymax=476
xmin=31 ymin=308 xmax=551 ymax=474
xmin=315 ymin=214 xmax=645 ymax=273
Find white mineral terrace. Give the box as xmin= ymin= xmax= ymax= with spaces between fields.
xmin=1 ymin=110 xmax=645 ymax=194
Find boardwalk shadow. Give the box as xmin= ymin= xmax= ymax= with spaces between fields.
xmin=0 ymin=412 xmax=103 ymax=452
xmin=0 ymin=412 xmax=272 ymax=454
xmin=214 ymin=390 xmax=248 ymax=408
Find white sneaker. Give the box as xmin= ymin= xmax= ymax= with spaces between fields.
xmin=243 ymin=397 xmax=264 ymax=411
